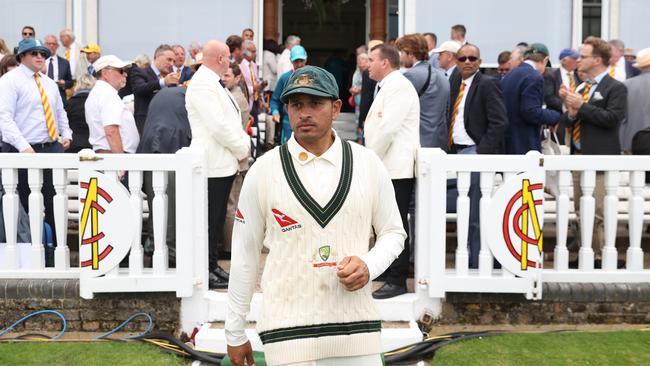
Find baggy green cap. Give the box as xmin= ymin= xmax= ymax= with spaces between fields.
xmin=280 ymin=66 xmax=339 ymax=103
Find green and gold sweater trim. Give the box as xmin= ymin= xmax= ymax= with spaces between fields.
xmin=259 ymin=320 xmax=381 ymax=344
xmin=280 ymin=140 xmax=353 ymax=228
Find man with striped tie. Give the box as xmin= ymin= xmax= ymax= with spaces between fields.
xmin=560 ymin=36 xmax=627 ymax=267
xmin=0 ymin=38 xmax=73 ymax=245
xmin=448 ymin=43 xmax=508 ymax=269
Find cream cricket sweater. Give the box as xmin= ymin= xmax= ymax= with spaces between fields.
xmin=225 ymin=133 xmax=406 ymax=365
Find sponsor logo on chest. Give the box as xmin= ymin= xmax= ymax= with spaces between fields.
xmin=272 ymin=208 xmax=302 ymax=232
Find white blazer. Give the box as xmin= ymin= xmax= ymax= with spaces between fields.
xmin=186 ymin=66 xmax=251 ymax=177
xmin=364 ymin=70 xmax=420 ymax=179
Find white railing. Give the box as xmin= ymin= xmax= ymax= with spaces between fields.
xmin=0 ymin=147 xmax=208 ymax=299
xmin=416 ymin=148 xmax=650 ymax=301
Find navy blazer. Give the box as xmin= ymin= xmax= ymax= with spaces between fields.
xmin=449 ymin=71 xmax=508 ymax=154
xmin=47 ymin=56 xmax=73 ymax=103
xmin=502 ymin=63 xmax=560 ymax=154
xmin=130 ymin=66 xmax=162 ymax=133
xmin=178 ymin=66 xmax=194 ymax=84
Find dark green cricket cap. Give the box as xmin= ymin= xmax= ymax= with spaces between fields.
xmin=280 ymin=66 xmax=339 ymax=103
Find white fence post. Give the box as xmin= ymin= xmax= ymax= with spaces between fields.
xmin=553 ymin=170 xmax=572 ymax=270
xmin=626 ymin=171 xmax=645 ymax=271
xmin=1 ymin=168 xmax=20 ymax=269
xmin=128 ymin=171 xmax=144 ymax=276
xmin=152 ymin=171 xmax=169 ymax=276
xmin=53 ymin=169 xmax=70 ymax=270
xmin=578 ymin=170 xmax=596 ymax=270
xmin=478 ymin=172 xmax=495 ymax=277
xmin=28 ymin=169 xmax=45 ymax=269
xmin=455 ymin=172 xmax=470 ymax=276
xmin=602 ymin=171 xmax=619 ymax=270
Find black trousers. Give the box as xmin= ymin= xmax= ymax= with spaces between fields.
xmin=2 ymin=142 xmax=64 ymax=245
xmin=384 ymin=178 xmax=415 ymax=286
xmin=208 ymin=175 xmax=235 ymax=271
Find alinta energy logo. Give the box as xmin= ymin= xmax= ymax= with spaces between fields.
xmin=271 ymin=208 xmax=302 ymax=232
xmin=79 ymin=177 xmax=114 ymax=270
xmin=502 ymin=179 xmax=544 ymax=270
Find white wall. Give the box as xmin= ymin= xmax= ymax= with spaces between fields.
xmin=414 ymin=0 xmax=573 ymax=66
xmin=97 ymin=0 xmax=254 ymax=60
xmin=618 ymin=0 xmax=650 ymax=53
xmin=0 ymin=0 xmax=66 ymax=52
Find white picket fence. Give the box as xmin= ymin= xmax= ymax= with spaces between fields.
xmin=0 ymin=148 xmax=208 ymax=299
xmin=416 ymin=148 xmax=650 ymax=302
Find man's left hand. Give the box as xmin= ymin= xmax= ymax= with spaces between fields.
xmin=336 ymin=256 xmax=369 ymax=291
xmin=61 ymin=138 xmax=71 ymax=151
xmin=565 ymin=91 xmax=585 ymax=110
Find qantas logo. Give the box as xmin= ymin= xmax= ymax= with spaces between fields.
xmin=235 ymin=208 xmax=245 ymax=224
xmin=272 ymin=208 xmax=302 ymax=232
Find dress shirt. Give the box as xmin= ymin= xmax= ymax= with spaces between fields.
xmin=239 ymin=58 xmax=258 ymax=107
xmin=0 ymin=64 xmax=72 ymax=151
xmin=576 ymin=69 xmax=609 ymax=99
xmin=451 ymin=71 xmax=477 ymax=146
xmin=46 ymin=56 xmax=60 ymax=81
xmin=607 ymin=57 xmax=627 ymax=82
xmin=150 ymin=64 xmax=167 ymax=89
xmin=277 ymin=48 xmax=293 ymax=78
xmin=225 ymin=131 xmax=406 ymax=346
xmin=560 ymin=66 xmax=574 ymax=89
xmin=63 ymin=42 xmax=79 ymax=80
xmin=85 ymin=80 xmax=140 ymax=153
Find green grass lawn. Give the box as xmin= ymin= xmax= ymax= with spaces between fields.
xmin=0 ymin=341 xmax=189 ymax=366
xmin=433 ymin=330 xmax=650 ymax=365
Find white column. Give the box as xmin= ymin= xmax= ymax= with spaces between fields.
xmin=602 ymin=171 xmax=619 ymax=270
xmin=554 ymin=171 xmax=572 ymax=270
xmin=72 ymin=0 xmax=84 ymax=45
xmin=28 ymin=169 xmax=45 ymax=269
xmin=572 ymin=0 xmax=584 ymax=48
xmin=152 ymin=171 xmax=169 ymax=275
xmin=403 ymin=0 xmax=416 ymax=35
xmin=626 ymin=171 xmax=644 ymax=270
xmin=53 ymin=169 xmax=70 ymax=270
xmin=578 ymin=170 xmax=596 ymax=270
xmin=609 ymin=0 xmax=620 ymax=39
xmin=455 ymin=172 xmax=471 ymax=276
xmin=2 ymin=169 xmax=20 ymax=269
xmin=478 ymin=172 xmax=495 ymax=277
xmin=128 ymin=171 xmax=144 ymax=276
xmin=601 ymin=0 xmax=611 ymax=39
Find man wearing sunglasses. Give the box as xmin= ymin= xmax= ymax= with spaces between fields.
xmin=85 ymin=55 xmax=139 ymax=155
xmin=13 ymin=25 xmax=36 ymax=54
xmin=0 ymin=37 xmax=73 ymax=246
xmin=448 ymin=43 xmax=508 ymax=269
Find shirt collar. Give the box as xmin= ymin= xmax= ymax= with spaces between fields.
xmin=523 ymin=60 xmax=537 ymax=69
xmin=462 ymin=71 xmax=478 ymax=85
xmin=593 ymin=69 xmax=608 ymax=84
xmin=19 ymin=63 xmax=40 ymax=77
xmin=287 ymin=129 xmax=341 ymax=166
xmin=151 ymin=63 xmax=161 ymax=77
xmin=378 ymin=69 xmax=400 ymax=88
xmin=560 ymin=66 xmax=572 ymax=75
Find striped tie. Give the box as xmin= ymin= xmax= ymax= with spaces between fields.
xmin=567 ymin=72 xmax=575 ymax=92
xmin=571 ymin=82 xmax=593 ymax=146
xmin=34 ymin=73 xmax=58 ymax=141
xmin=448 ymin=82 xmax=466 ymax=148
xmin=609 ymin=65 xmax=616 ymax=78
xmin=249 ymin=63 xmax=258 ymax=101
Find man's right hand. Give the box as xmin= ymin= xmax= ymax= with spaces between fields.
xmin=21 ymin=147 xmax=35 ymax=153
xmin=272 ymin=114 xmax=280 ymax=124
xmin=227 ymin=341 xmax=255 ymax=366
xmin=164 ymin=72 xmax=180 ymax=86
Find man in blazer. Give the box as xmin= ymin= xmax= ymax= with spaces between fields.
xmin=358 ymin=40 xmax=383 ymax=138
xmin=186 ymin=40 xmax=251 ymax=289
xmin=131 ymin=44 xmax=179 ymax=134
xmin=365 ymin=44 xmax=420 ymax=299
xmin=620 ymin=48 xmax=650 ymax=153
xmin=545 ymin=48 xmax=582 ymax=144
xmin=607 ymin=39 xmax=641 ymax=82
xmin=397 ymin=34 xmax=450 ymax=149
xmin=43 ymin=35 xmax=73 ymax=104
xmin=448 ymin=44 xmax=508 ymax=268
xmin=502 ymin=43 xmax=560 ymax=154
xmin=560 ymin=36 xmax=627 ymax=265
xmin=172 ymin=44 xmax=194 ymax=84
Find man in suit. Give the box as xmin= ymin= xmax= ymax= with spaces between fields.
xmin=43 ymin=35 xmax=73 ymax=104
xmin=365 ymin=44 xmax=420 ymax=299
xmin=497 ymin=51 xmax=512 ymax=79
xmin=502 ymin=43 xmax=560 ymax=154
xmin=544 ymin=48 xmax=581 ymax=145
xmin=423 ymin=32 xmax=440 ymax=69
xmin=358 ymin=39 xmax=383 ymax=140
xmin=130 ymin=44 xmax=179 ymax=134
xmin=607 ymin=39 xmax=641 ymax=82
xmin=397 ymin=34 xmax=449 ymax=149
xmin=449 ymin=43 xmax=508 ymax=268
xmin=433 ymin=40 xmax=461 ymax=79
xmin=560 ymin=36 xmax=627 ymax=266
xmin=59 ymin=28 xmax=82 ymax=81
xmin=172 ymin=44 xmax=193 ymax=84
xmin=620 ymin=48 xmax=650 ymax=153
xmin=186 ymin=40 xmax=251 ymax=289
